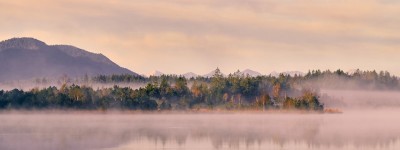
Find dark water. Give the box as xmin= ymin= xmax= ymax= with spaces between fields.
xmin=0 ymin=109 xmax=399 ymax=150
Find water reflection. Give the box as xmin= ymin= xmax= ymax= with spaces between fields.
xmin=0 ymin=110 xmax=399 ymax=150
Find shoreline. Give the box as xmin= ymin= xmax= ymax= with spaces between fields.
xmin=0 ymin=108 xmax=342 ymax=115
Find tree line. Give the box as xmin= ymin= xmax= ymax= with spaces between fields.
xmin=0 ymin=68 xmax=324 ymax=111
xmin=89 ymin=69 xmax=400 ymax=90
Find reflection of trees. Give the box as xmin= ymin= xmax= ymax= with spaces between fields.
xmin=130 ymin=116 xmax=400 ymax=149
xmin=148 ymin=117 xmax=400 ymax=149
xmin=0 ymin=114 xmax=399 ymax=150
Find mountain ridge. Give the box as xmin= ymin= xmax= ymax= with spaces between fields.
xmin=240 ymin=69 xmax=262 ymax=77
xmin=0 ymin=37 xmax=138 ymax=81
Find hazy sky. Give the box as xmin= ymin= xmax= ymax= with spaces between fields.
xmin=1 ymin=0 xmax=400 ymax=75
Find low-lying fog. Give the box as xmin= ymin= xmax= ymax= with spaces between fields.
xmin=321 ymin=90 xmax=400 ymax=109
xmin=0 ymin=89 xmax=399 ymax=150
xmin=0 ymin=81 xmax=146 ymax=91
xmin=0 ymin=110 xmax=400 ymax=150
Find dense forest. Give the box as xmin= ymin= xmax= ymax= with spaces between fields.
xmin=0 ymin=68 xmax=324 ymax=111
xmin=92 ymin=69 xmax=399 ymax=90
xmin=0 ymin=68 xmax=398 ymax=111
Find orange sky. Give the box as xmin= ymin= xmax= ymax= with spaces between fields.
xmin=1 ymin=0 xmax=400 ymax=75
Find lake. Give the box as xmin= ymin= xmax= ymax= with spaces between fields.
xmin=0 ymin=109 xmax=399 ymax=150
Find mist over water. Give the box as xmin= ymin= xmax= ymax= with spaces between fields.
xmin=0 ymin=108 xmax=400 ymax=150
xmin=1 ymin=79 xmax=400 ymax=149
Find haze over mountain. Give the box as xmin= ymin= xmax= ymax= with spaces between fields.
xmin=281 ymin=71 xmax=305 ymax=77
xmin=152 ymin=71 xmax=164 ymax=77
xmin=269 ymin=71 xmax=304 ymax=77
xmin=0 ymin=37 xmax=137 ymax=81
xmin=203 ymin=69 xmax=224 ymax=78
xmin=240 ymin=69 xmax=262 ymax=77
xmin=151 ymin=69 xmax=305 ymax=78
xmin=182 ymin=72 xmax=198 ymax=79
xmin=2 ymin=0 xmax=400 ymax=76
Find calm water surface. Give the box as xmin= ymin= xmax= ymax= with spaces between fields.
xmin=0 ymin=110 xmax=399 ymax=150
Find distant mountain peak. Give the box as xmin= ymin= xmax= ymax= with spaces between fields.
xmin=0 ymin=37 xmax=137 ymax=81
xmin=203 ymin=69 xmax=225 ymax=78
xmin=152 ymin=70 xmax=164 ymax=76
xmin=283 ymin=71 xmax=304 ymax=76
xmin=0 ymin=37 xmax=47 ymax=51
xmin=269 ymin=71 xmax=304 ymax=77
xmin=269 ymin=71 xmax=279 ymax=77
xmin=241 ymin=69 xmax=262 ymax=77
xmin=182 ymin=72 xmax=198 ymax=78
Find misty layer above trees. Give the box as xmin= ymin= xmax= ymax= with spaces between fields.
xmin=91 ymin=69 xmax=400 ymax=91
xmin=0 ymin=68 xmax=323 ymax=111
xmin=0 ymin=68 xmax=398 ymax=111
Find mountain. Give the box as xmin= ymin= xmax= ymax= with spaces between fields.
xmin=203 ymin=71 xmax=214 ymax=78
xmin=203 ymin=70 xmax=219 ymax=78
xmin=240 ymin=69 xmax=262 ymax=77
xmin=152 ymin=70 xmax=164 ymax=76
xmin=182 ymin=72 xmax=198 ymax=79
xmin=282 ymin=71 xmax=304 ymax=76
xmin=0 ymin=37 xmax=137 ymax=81
xmin=269 ymin=71 xmax=280 ymax=77
xmin=269 ymin=71 xmax=304 ymax=77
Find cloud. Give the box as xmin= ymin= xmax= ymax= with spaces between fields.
xmin=0 ymin=0 xmax=400 ymax=75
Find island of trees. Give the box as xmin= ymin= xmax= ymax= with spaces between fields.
xmin=1 ymin=68 xmax=399 ymax=111
xmin=0 ymin=68 xmax=325 ymax=111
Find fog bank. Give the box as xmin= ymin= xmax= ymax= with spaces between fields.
xmin=320 ymin=90 xmax=400 ymax=109
xmin=0 ymin=110 xmax=400 ymax=150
